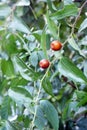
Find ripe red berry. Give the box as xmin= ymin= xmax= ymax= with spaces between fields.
xmin=50 ymin=40 xmax=62 ymax=51
xmin=39 ymin=59 xmax=50 ymax=69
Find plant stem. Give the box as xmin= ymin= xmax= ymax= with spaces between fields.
xmin=71 ymin=0 xmax=87 ymax=35
xmin=30 ymin=65 xmax=51 ymax=129
xmin=63 ymin=0 xmax=87 ymax=46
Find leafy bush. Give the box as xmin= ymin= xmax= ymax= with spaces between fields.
xmin=0 ymin=0 xmax=87 ymax=130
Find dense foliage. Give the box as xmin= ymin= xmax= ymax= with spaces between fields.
xmin=0 ymin=0 xmax=87 ymax=130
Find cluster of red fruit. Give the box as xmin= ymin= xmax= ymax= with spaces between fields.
xmin=39 ymin=40 xmax=62 ymax=69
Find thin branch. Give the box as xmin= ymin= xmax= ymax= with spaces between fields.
xmin=63 ymin=0 xmax=87 ymax=46
xmin=71 ymin=0 xmax=87 ymax=35
xmin=30 ymin=65 xmax=51 ymax=129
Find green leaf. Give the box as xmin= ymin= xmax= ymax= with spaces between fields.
xmin=40 ymin=100 xmax=59 ymax=130
xmin=58 ymin=57 xmax=87 ymax=84
xmin=9 ymin=16 xmax=30 ymax=34
xmin=5 ymin=121 xmax=18 ymax=130
xmin=46 ymin=12 xmax=58 ymax=38
xmin=75 ymin=90 xmax=87 ymax=100
xmin=0 ymin=5 xmax=11 ymax=19
xmin=41 ymin=28 xmax=48 ymax=59
xmin=0 ymin=122 xmax=7 ymax=130
xmin=16 ymin=0 xmax=30 ymax=6
xmin=29 ymin=51 xmax=38 ymax=67
xmin=77 ymin=96 xmax=87 ymax=107
xmin=42 ymin=78 xmax=54 ymax=96
xmin=79 ymin=36 xmax=87 ymax=46
xmin=47 ymin=0 xmax=54 ymax=12
xmin=78 ymin=18 xmax=87 ymax=33
xmin=50 ymin=4 xmax=78 ymax=20
xmin=75 ymin=90 xmax=87 ymax=107
xmin=33 ymin=30 xmax=42 ymax=42
xmin=12 ymin=56 xmax=39 ymax=81
xmin=10 ymin=77 xmax=28 ymax=88
xmin=34 ymin=106 xmax=46 ymax=130
xmin=8 ymin=87 xmax=32 ymax=106
xmin=1 ymin=96 xmax=10 ymax=120
xmin=64 ymin=0 xmax=73 ymax=5
xmin=0 ymin=120 xmax=18 ymax=130
xmin=38 ymin=51 xmax=46 ymax=60
xmin=1 ymin=59 xmax=15 ymax=77
xmin=12 ymin=55 xmax=28 ymax=70
xmin=84 ymin=60 xmax=87 ymax=77
xmin=68 ymin=36 xmax=85 ymax=57
xmin=2 ymin=34 xmax=19 ymax=55
xmin=63 ymin=101 xmax=78 ymax=120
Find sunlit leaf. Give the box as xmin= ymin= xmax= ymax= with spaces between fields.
xmin=46 ymin=12 xmax=58 ymax=38
xmin=9 ymin=16 xmax=30 ymax=34
xmin=1 ymin=96 xmax=10 ymax=120
xmin=29 ymin=51 xmax=38 ymax=67
xmin=84 ymin=60 xmax=87 ymax=77
xmin=58 ymin=57 xmax=87 ymax=84
xmin=78 ymin=18 xmax=87 ymax=33
xmin=5 ymin=121 xmax=18 ymax=130
xmin=33 ymin=30 xmax=42 ymax=42
xmin=64 ymin=0 xmax=73 ymax=5
xmin=8 ymin=87 xmax=32 ymax=106
xmin=40 ymin=100 xmax=59 ymax=130
xmin=0 ymin=5 xmax=11 ymax=19
xmin=16 ymin=0 xmax=30 ymax=6
xmin=34 ymin=106 xmax=46 ymax=129
xmin=68 ymin=36 xmax=85 ymax=57
xmin=42 ymin=78 xmax=54 ymax=96
xmin=50 ymin=4 xmax=78 ymax=20
xmin=12 ymin=56 xmax=40 ymax=81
